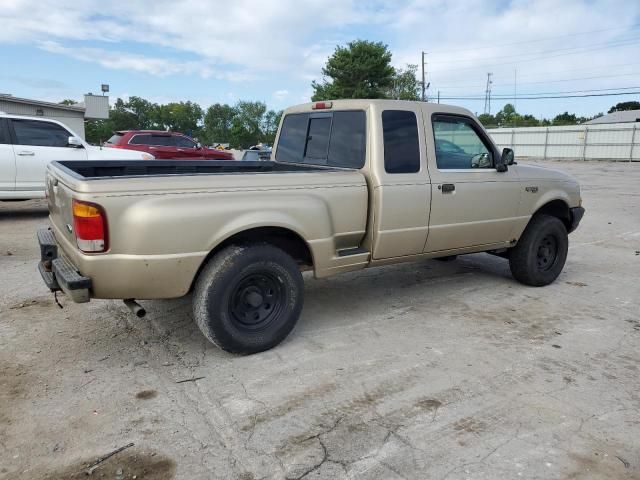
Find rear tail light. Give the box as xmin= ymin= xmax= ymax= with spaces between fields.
xmin=72 ymin=199 xmax=107 ymax=253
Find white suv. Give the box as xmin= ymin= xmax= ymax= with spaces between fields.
xmin=0 ymin=113 xmax=154 ymax=200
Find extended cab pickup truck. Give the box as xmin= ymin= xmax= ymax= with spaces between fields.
xmin=38 ymin=100 xmax=584 ymax=354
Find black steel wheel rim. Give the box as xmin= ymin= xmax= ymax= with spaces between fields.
xmin=228 ymin=271 xmax=285 ymax=331
xmin=536 ymin=234 xmax=558 ymax=271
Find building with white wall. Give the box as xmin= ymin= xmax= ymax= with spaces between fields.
xmin=0 ymin=93 xmax=109 ymax=139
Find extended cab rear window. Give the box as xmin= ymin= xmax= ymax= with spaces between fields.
xmin=382 ymin=110 xmax=420 ymax=174
xmin=276 ymin=111 xmax=366 ymax=168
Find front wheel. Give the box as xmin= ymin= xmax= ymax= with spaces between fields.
xmin=193 ymin=244 xmax=304 ymax=354
xmin=509 ymin=214 xmax=568 ymax=286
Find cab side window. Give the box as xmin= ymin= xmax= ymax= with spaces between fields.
xmin=12 ymin=119 xmax=71 ymax=147
xmin=0 ymin=119 xmax=10 ymax=144
xmin=382 ymin=110 xmax=420 ymax=174
xmin=433 ymin=116 xmax=493 ymax=169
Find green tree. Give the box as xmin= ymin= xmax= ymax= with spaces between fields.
xmin=608 ymin=101 xmax=640 ymax=113
xmin=312 ymin=40 xmax=395 ymax=100
xmin=477 ymin=113 xmax=497 ymax=127
xmin=59 ymin=99 xmax=77 ymax=106
xmin=388 ymin=64 xmax=420 ymax=101
xmin=495 ymin=104 xmax=517 ymax=126
xmin=261 ymin=109 xmax=283 ymax=145
xmin=552 ymin=112 xmax=579 ymax=126
xmin=230 ymin=101 xmax=267 ymax=148
xmin=156 ymin=101 xmax=203 ymax=135
xmin=202 ymin=103 xmax=237 ymax=144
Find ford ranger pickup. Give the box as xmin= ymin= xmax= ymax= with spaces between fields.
xmin=37 ymin=100 xmax=585 ymax=354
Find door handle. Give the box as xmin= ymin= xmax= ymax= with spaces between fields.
xmin=17 ymin=151 xmax=35 ymax=156
xmin=439 ymin=183 xmax=455 ymax=193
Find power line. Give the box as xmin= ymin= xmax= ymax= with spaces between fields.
xmin=429 ymin=36 xmax=640 ymax=64
xmin=425 ymin=25 xmax=640 ymax=55
xmin=439 ymin=91 xmax=640 ymax=101
xmin=430 ymin=38 xmax=640 ymax=73
xmin=468 ymin=86 xmax=640 ymax=99
xmin=431 ymin=61 xmax=640 ymax=86
xmin=433 ymin=71 xmax=640 ymax=89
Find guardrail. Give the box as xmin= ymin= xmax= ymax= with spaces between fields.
xmin=486 ymin=122 xmax=639 ymax=161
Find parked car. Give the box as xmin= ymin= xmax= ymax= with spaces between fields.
xmin=38 ymin=100 xmax=584 ymax=354
xmin=105 ymin=130 xmax=234 ymax=160
xmin=240 ymin=148 xmax=272 ymax=161
xmin=0 ymin=113 xmax=154 ymax=200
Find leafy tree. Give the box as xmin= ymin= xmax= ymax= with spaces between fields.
xmin=59 ymin=99 xmax=77 ymax=106
xmin=203 ymin=103 xmax=237 ymax=144
xmin=495 ymin=103 xmax=517 ymax=126
xmin=552 ymin=112 xmax=579 ymax=126
xmin=156 ymin=101 xmax=203 ymax=136
xmin=608 ymin=101 xmax=640 ymax=113
xmin=388 ymin=64 xmax=420 ymax=101
xmin=312 ymin=40 xmax=395 ymax=100
xmin=261 ymin=110 xmax=283 ymax=145
xmin=477 ymin=113 xmax=497 ymax=127
xmin=229 ymin=101 xmax=268 ymax=148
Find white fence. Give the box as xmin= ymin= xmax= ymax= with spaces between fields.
xmin=487 ymin=122 xmax=640 ymax=161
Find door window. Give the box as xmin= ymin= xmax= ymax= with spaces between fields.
xmin=12 ymin=119 xmax=71 ymax=147
xmin=382 ymin=110 xmax=420 ymax=174
xmin=433 ymin=116 xmax=493 ymax=169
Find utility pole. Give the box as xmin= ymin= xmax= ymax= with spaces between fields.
xmin=483 ymin=72 xmax=493 ymax=115
xmin=421 ymin=51 xmax=426 ymax=102
xmin=437 ymin=90 xmax=440 ymax=104
xmin=514 ymin=68 xmax=518 ymax=127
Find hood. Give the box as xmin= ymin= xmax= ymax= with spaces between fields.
xmin=86 ymin=145 xmax=154 ymax=160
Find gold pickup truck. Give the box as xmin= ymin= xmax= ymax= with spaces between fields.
xmin=38 ymin=100 xmax=584 ymax=353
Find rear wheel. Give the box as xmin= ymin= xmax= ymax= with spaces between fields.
xmin=193 ymin=244 xmax=304 ymax=354
xmin=509 ymin=214 xmax=568 ymax=286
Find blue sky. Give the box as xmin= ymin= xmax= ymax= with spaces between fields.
xmin=1 ymin=0 xmax=639 ymax=119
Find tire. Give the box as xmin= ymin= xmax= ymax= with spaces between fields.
xmin=193 ymin=244 xmax=304 ymax=354
xmin=509 ymin=214 xmax=568 ymax=286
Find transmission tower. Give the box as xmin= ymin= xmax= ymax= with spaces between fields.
xmin=483 ymin=73 xmax=493 ymax=115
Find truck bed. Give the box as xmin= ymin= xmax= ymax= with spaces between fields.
xmin=54 ymin=160 xmax=329 ymax=180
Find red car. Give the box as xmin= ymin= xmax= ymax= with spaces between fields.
xmin=105 ymin=130 xmax=234 ymax=160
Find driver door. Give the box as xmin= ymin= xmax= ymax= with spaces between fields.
xmin=423 ymin=113 xmax=521 ymax=253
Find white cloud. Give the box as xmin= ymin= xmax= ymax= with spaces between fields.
xmin=273 ymin=90 xmax=289 ymax=100
xmin=1 ymin=0 xmax=639 ymax=116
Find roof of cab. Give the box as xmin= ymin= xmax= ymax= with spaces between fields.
xmin=283 ymin=99 xmax=474 ymax=118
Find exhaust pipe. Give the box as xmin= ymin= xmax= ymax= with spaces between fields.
xmin=123 ymin=298 xmax=146 ymax=318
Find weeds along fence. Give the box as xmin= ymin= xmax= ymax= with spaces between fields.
xmin=486 ymin=123 xmax=640 ymax=161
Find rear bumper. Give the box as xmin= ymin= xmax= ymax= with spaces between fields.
xmin=37 ymin=229 xmax=92 ymax=303
xmin=568 ymin=206 xmax=585 ymax=233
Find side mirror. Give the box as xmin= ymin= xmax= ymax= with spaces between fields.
xmin=68 ymin=136 xmax=84 ymax=148
xmin=196 ymin=142 xmax=202 ymax=149
xmin=496 ymin=148 xmax=514 ymax=172
xmin=502 ymin=148 xmax=515 ymax=165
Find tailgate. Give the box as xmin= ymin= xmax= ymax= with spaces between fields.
xmin=46 ymin=168 xmax=77 ymax=249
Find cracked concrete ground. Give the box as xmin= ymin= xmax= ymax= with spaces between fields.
xmin=1 ymin=160 xmax=639 ymax=480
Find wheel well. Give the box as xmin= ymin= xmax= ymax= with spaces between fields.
xmin=534 ymin=200 xmax=571 ymax=229
xmin=189 ymin=227 xmax=313 ymax=292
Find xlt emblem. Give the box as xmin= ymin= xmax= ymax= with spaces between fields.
xmin=525 ymin=186 xmax=539 ymax=193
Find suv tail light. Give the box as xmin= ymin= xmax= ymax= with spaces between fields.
xmin=72 ymin=199 xmax=107 ymax=253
